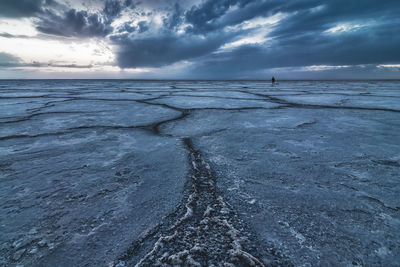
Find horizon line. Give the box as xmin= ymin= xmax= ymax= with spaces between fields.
xmin=0 ymin=78 xmax=399 ymax=82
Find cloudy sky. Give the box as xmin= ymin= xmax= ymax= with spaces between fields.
xmin=0 ymin=0 xmax=399 ymax=79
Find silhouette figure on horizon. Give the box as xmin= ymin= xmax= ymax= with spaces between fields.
xmin=272 ymin=76 xmax=276 ymax=84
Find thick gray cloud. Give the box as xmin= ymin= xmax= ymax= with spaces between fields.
xmin=269 ymin=0 xmax=400 ymax=38
xmin=103 ymin=0 xmax=123 ymax=22
xmin=34 ymin=0 xmax=130 ymax=38
xmin=184 ymin=0 xmax=239 ymax=34
xmin=0 ymin=52 xmax=21 ymax=67
xmin=35 ymin=8 xmax=113 ymax=37
xmin=163 ymin=3 xmax=182 ymax=30
xmin=188 ymin=19 xmax=400 ymax=77
xmin=0 ymin=0 xmax=45 ymax=18
xmin=112 ymin=31 xmax=235 ymax=68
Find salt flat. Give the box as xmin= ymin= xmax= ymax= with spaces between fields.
xmin=0 ymin=80 xmax=399 ymax=266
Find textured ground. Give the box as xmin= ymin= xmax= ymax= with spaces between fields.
xmin=0 ymin=80 xmax=399 ymax=266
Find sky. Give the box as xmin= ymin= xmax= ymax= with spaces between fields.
xmin=0 ymin=0 xmax=399 ymax=79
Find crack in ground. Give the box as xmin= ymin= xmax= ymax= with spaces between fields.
xmin=113 ymin=138 xmax=290 ymax=267
xmin=238 ymin=90 xmax=400 ymax=113
xmin=0 ymin=103 xmax=283 ymax=141
xmin=1 ymin=111 xmax=100 ymax=124
xmin=167 ymin=94 xmax=266 ymax=101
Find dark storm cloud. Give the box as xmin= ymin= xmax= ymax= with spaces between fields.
xmin=184 ymin=0 xmax=238 ymax=34
xmin=112 ymin=31 xmax=235 ymax=68
xmin=183 ymin=0 xmax=400 ymax=77
xmin=182 ymin=0 xmax=400 ymax=36
xmin=116 ymin=21 xmax=149 ymax=34
xmin=33 ymin=0 xmax=128 ymax=38
xmin=110 ymin=0 xmax=246 ymax=68
xmin=35 ymin=8 xmax=113 ymax=37
xmin=137 ymin=21 xmax=149 ymax=33
xmin=190 ymin=28 xmax=400 ymax=78
xmin=0 ymin=0 xmax=45 ymax=18
xmin=103 ymin=0 xmax=123 ymax=22
xmin=117 ymin=22 xmax=137 ymax=33
xmin=182 ymin=0 xmax=312 ymax=34
xmin=109 ymin=0 xmax=400 ymax=71
xmin=269 ymin=0 xmax=400 ymax=38
xmin=163 ymin=3 xmax=182 ymax=30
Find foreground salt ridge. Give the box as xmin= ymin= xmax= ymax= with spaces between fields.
xmin=114 ymin=138 xmax=288 ymax=266
xmin=1 ymin=80 xmax=399 ymax=266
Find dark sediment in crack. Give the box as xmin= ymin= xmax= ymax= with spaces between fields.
xmin=0 ymin=131 xmax=72 ymax=141
xmin=293 ymin=120 xmax=317 ymax=128
xmin=113 ymin=138 xmax=291 ymax=267
xmin=372 ymin=159 xmax=400 ymax=168
xmin=150 ymin=110 xmax=190 ymax=135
